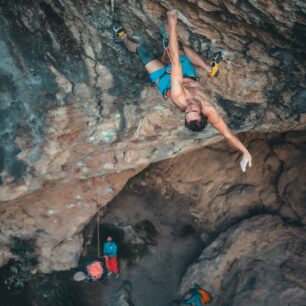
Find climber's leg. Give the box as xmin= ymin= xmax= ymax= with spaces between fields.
xmin=134 ymin=42 xmax=172 ymax=95
xmin=182 ymin=44 xmax=212 ymax=74
xmin=113 ymin=22 xmax=164 ymax=74
xmin=183 ymin=44 xmax=221 ymax=77
xmin=134 ymin=43 xmax=165 ymax=74
xmin=113 ymin=21 xmax=171 ymax=95
xmin=121 ymin=35 xmax=138 ymax=53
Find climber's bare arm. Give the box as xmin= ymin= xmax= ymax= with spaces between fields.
xmin=205 ymin=106 xmax=252 ymax=172
xmin=167 ymin=9 xmax=186 ymax=102
xmin=182 ymin=44 xmax=211 ymax=74
xmin=165 ymin=22 xmax=211 ymax=75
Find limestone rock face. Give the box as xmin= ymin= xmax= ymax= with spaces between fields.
xmin=180 ymin=215 xmax=306 ymax=306
xmin=0 ymin=0 xmax=305 ymax=271
xmin=148 ymin=132 xmax=306 ymax=232
xmin=134 ymin=131 xmax=306 ymax=305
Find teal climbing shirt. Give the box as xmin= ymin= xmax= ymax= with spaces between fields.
xmin=103 ymin=241 xmax=118 ymax=257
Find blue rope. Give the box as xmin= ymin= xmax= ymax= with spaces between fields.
xmin=162 ymin=22 xmax=169 ymax=49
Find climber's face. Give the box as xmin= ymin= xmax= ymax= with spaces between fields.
xmin=185 ymin=102 xmax=202 ymax=124
xmin=107 ymin=236 xmax=113 ymax=242
xmin=184 ymin=100 xmax=207 ymax=132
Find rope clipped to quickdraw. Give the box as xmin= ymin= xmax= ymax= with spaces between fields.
xmin=161 ymin=22 xmax=172 ymax=64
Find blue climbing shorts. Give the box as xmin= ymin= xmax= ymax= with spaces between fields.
xmin=149 ymin=55 xmax=197 ymax=96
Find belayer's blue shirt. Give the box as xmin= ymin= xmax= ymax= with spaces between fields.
xmin=103 ymin=241 xmax=118 ymax=257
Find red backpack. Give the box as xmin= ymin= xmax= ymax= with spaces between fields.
xmin=198 ymin=288 xmax=212 ymax=304
xmin=86 ymin=262 xmax=103 ymax=280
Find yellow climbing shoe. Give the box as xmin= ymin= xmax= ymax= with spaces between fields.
xmin=210 ymin=61 xmax=219 ymax=77
xmin=113 ymin=21 xmax=126 ymax=39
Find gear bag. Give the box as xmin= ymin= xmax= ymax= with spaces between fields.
xmin=198 ymin=288 xmax=212 ymax=304
xmin=86 ymin=261 xmax=103 ymax=280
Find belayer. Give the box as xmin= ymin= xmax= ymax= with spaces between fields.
xmin=113 ymin=8 xmax=252 ymax=172
xmin=103 ymin=235 xmax=120 ymax=279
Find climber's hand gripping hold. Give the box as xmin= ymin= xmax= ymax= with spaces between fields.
xmin=240 ymin=151 xmax=252 ymax=173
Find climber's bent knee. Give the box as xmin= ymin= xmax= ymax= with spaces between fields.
xmin=136 ymin=44 xmax=156 ymax=65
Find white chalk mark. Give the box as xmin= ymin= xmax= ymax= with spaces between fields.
xmin=134 ymin=119 xmax=143 ymax=138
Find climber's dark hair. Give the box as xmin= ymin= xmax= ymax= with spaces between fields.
xmin=185 ymin=112 xmax=208 ymax=132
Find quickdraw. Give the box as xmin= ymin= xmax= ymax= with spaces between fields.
xmin=161 ymin=22 xmax=172 ymax=64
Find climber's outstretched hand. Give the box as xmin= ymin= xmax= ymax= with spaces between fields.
xmin=167 ymin=9 xmax=178 ymax=27
xmin=240 ymin=151 xmax=252 ymax=172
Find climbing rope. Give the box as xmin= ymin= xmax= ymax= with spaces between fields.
xmin=89 ymin=177 xmax=102 ymax=258
xmin=161 ymin=18 xmax=221 ymax=77
xmin=161 ymin=22 xmax=172 ymax=64
xmin=97 ymin=203 xmax=101 ymax=258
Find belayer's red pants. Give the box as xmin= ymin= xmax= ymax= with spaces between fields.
xmin=106 ymin=256 xmax=119 ymax=273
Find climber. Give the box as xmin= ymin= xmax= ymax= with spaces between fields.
xmin=113 ymin=9 xmax=252 ymax=172
xmin=103 ymin=235 xmax=119 ymax=279
xmin=183 ymin=283 xmax=212 ymax=306
xmin=83 ymin=257 xmax=108 ymax=282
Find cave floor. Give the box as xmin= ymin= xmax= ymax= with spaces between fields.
xmin=76 ymin=188 xmax=204 ymax=306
